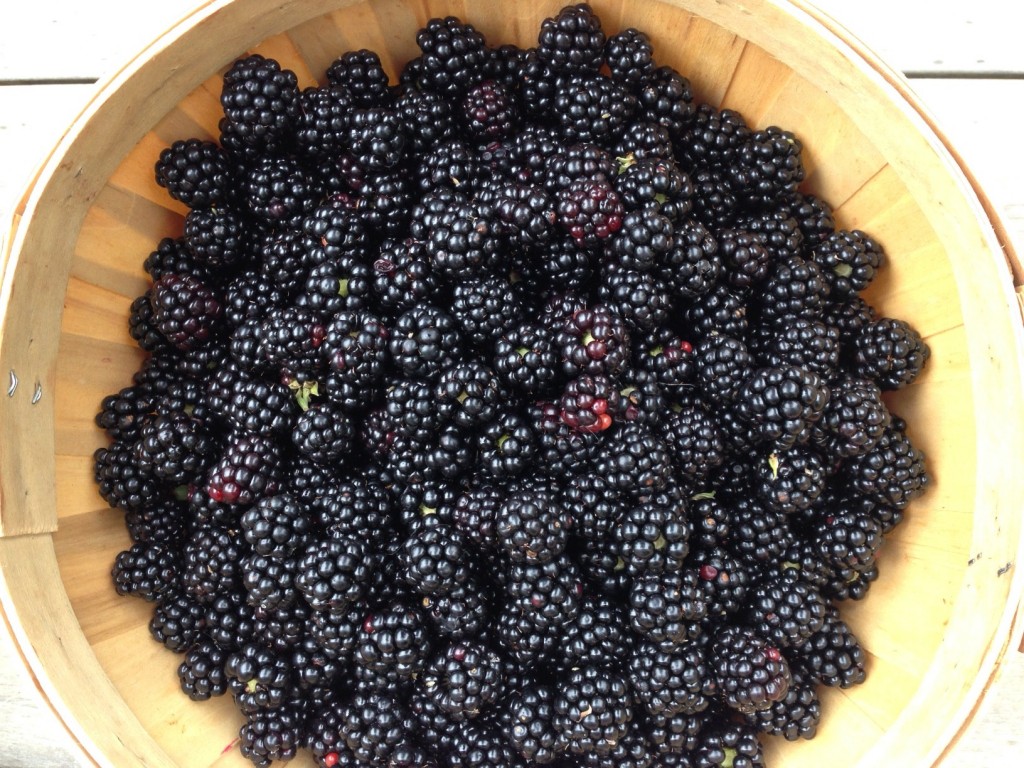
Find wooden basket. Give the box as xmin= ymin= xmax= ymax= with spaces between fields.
xmin=2 ymin=0 xmax=1023 ymax=766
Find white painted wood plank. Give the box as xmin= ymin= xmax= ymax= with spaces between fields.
xmin=1 ymin=0 xmax=1024 ymax=81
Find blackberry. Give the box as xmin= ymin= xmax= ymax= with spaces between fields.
xmin=734 ymin=366 xmax=830 ymax=450
xmin=224 ymin=642 xmax=295 ymax=713
xmin=416 ymin=139 xmax=488 ymax=195
xmin=553 ymin=73 xmax=636 ymax=145
xmin=645 ymin=711 xmax=704 ymax=758
xmin=220 ymin=54 xmax=300 ymax=152
xmin=629 ymin=569 xmax=707 ymax=647
xmin=241 ymin=551 xmax=299 ymax=611
xmin=557 ymin=178 xmax=625 ymax=250
xmin=372 ymin=238 xmax=439 ymax=315
xmin=614 ymin=491 xmax=691 ymax=576
xmin=204 ymin=590 xmax=258 ymax=652
xmin=345 ymin=106 xmax=407 ymax=171
xmin=225 ymin=376 xmax=300 ymax=436
xmin=112 ymin=542 xmax=178 ymax=602
xmin=750 ymin=317 xmax=841 ymax=380
xmin=150 ymin=273 xmax=222 ymax=352
xmin=742 ymin=666 xmax=821 ymax=740
xmin=326 ymin=49 xmax=392 ymax=106
xmin=493 ymin=322 xmax=560 ymax=396
xmin=128 ymin=291 xmax=170 ymax=352
xmin=389 ymin=305 xmax=462 ymax=379
xmin=695 ymin=333 xmax=755 ymax=405
xmin=386 ymin=425 xmax=475 ymax=485
xmin=143 ymin=236 xmax=209 ymax=282
xmin=852 ymin=317 xmax=930 ymax=390
xmin=557 ymin=594 xmax=633 ymax=673
xmin=422 ymin=580 xmax=489 ymax=640
xmin=502 ymin=683 xmax=565 ymax=764
xmin=677 ymin=103 xmax=752 ymax=171
xmin=302 ymin=199 xmax=372 ymax=262
xmin=558 ymin=304 xmax=632 ymax=378
xmin=242 ymin=155 xmax=319 ymax=223
xmin=355 ymin=602 xmax=433 ymax=683
xmin=628 ymin=640 xmax=713 ymax=717
xmin=811 ymin=229 xmax=885 ymax=298
xmin=545 ymin=142 xmax=615 ymax=195
xmin=660 ymin=218 xmax=721 ymax=299
xmin=462 ymin=79 xmax=519 ymax=140
xmin=605 ymin=28 xmax=655 ymax=91
xmin=355 ymin=170 xmax=415 ymax=236
xmin=381 ymin=378 xmax=444 ymax=441
xmin=295 ymin=537 xmax=372 ymax=613
xmin=744 ymin=573 xmax=828 ymax=649
xmin=315 ymin=471 xmax=393 ymax=545
xmin=552 ymin=666 xmax=633 ymax=757
xmin=689 ymin=168 xmax=739 ymax=230
xmin=181 ymin=526 xmax=245 ymax=604
xmin=844 ymin=418 xmax=929 ymax=509
xmin=496 ymin=183 xmax=558 ymax=246
xmin=711 ymin=625 xmax=790 ymax=714
xmin=452 ymin=482 xmax=504 ymax=553
xmin=94 ymin=441 xmax=165 ymax=513
xmin=426 ymin=198 xmax=506 ymax=278
xmin=421 ymin=641 xmax=503 ymax=720
xmin=450 ymin=276 xmax=524 ymax=347
xmin=307 ymin=703 xmax=358 ymax=767
xmin=298 ymin=255 xmax=374 ymax=318
xmin=636 ymin=65 xmax=695 ymax=139
xmin=133 ymin=409 xmax=214 ymax=484
xmin=497 ymin=487 xmax=572 ymax=564
xmin=155 ymin=139 xmax=233 ymax=209
xmin=239 ymin=705 xmax=303 ymax=767
xmin=415 ymin=16 xmax=489 ymax=97
xmin=729 ymin=125 xmax=805 ymax=205
xmin=810 ymin=503 xmax=884 ymax=574
xmin=813 ymin=376 xmax=891 ymax=459
xmin=222 ymin=269 xmax=288 ymax=327
xmin=634 ymin=331 xmax=697 ymax=388
xmin=692 ymin=547 xmax=752 ymax=619
xmin=683 ymin=283 xmax=749 ymax=340
xmin=790 ymin=608 xmax=867 ymax=688
xmin=476 ymin=412 xmax=538 ymax=479
xmin=692 ymin=722 xmax=765 ymax=768
xmin=717 ymin=229 xmax=772 ymax=290
xmin=149 ymin=591 xmax=206 ymax=652
xmin=496 ymin=605 xmax=564 ymax=668
xmin=396 ymin=86 xmax=455 ymax=154
xmin=505 ymin=555 xmax=583 ymax=631
xmin=308 ymin=600 xmax=365 ymax=663
xmin=294 ymin=84 xmax=353 ymax=157
xmin=440 ymin=718 xmax=527 ymax=768
xmin=726 ymin=495 xmax=794 ymax=567
xmin=757 ymin=254 xmax=831 ymax=324
xmin=240 ymin=493 xmax=313 ymax=558
xmin=660 ymin=402 xmax=726 ymax=481
xmin=615 ymin=121 xmax=676 ymax=164
xmin=537 ymin=3 xmax=606 ymax=73
xmin=401 ymin=519 xmax=471 ymax=596
xmin=322 ymin=309 xmax=390 ymax=390
xmin=177 ymin=639 xmax=228 ymax=701
xmin=291 ymin=401 xmax=355 ymax=463
xmin=609 ymin=208 xmax=675 ymax=272
xmin=753 ymin=445 xmax=828 ymax=514
xmin=254 ymin=601 xmax=310 ymax=654
xmin=183 ymin=206 xmax=248 ymax=269
xmin=616 ymin=156 xmax=693 ymax=221
xmin=558 ymin=373 xmax=621 ymax=433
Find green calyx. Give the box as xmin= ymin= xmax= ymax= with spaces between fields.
xmin=289 ymin=379 xmax=320 ymax=411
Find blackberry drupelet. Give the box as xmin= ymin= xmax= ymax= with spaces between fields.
xmin=852 ymin=317 xmax=931 ymax=390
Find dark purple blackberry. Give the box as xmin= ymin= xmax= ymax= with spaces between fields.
xmin=241 ymin=551 xmax=299 ymax=612
xmin=224 ymin=642 xmax=295 ymax=714
xmin=225 ymin=376 xmax=300 ymax=436
xmin=439 ymin=718 xmax=527 ymax=768
xmin=557 ymin=177 xmax=626 ymax=251
xmin=149 ymin=590 xmax=205 ymax=652
xmin=302 ymin=199 xmax=372 ymax=263
xmin=750 ymin=317 xmax=841 ymax=380
xmin=355 ymin=601 xmax=433 ymax=683
xmin=629 ymin=569 xmax=707 ymax=647
xmin=133 ymin=409 xmax=214 ymax=484
xmin=501 ymin=683 xmax=565 ymax=764
xmin=461 ymin=79 xmax=519 ymax=140
xmin=155 ymin=139 xmax=233 ymax=209
xmin=734 ymin=366 xmax=830 ymax=450
xmin=694 ymin=333 xmax=755 ymax=405
xmin=729 ymin=125 xmax=805 ymax=206
xmin=689 ymin=168 xmax=739 ymax=230
xmin=239 ymin=705 xmax=303 ymax=767
xmin=313 ymin=471 xmax=393 ymax=545
xmin=711 ymin=625 xmax=791 ymax=714
xmin=496 ymin=487 xmax=572 ymax=565
xmin=544 ymin=142 xmax=614 ymax=195
xmin=810 ymin=502 xmax=884 ymax=574
xmin=493 ymin=322 xmax=561 ymax=396
xmin=308 ymin=600 xmax=364 ymax=663
xmin=811 ymin=229 xmax=885 ymax=298
xmin=220 ymin=54 xmax=300 ymax=152
xmin=725 ymin=495 xmax=794 ymax=568
xmin=605 ymin=27 xmax=654 ymax=91
xmin=629 ymin=640 xmax=713 ymax=717
xmin=294 ymin=84 xmax=353 ymax=158
xmin=505 ymin=555 xmax=583 ymax=631
xmin=476 ymin=412 xmax=537 ymax=479
xmin=813 ymin=376 xmax=891 ymax=459
xmin=383 ymin=378 xmax=443 ymax=440
xmin=257 ymin=304 xmax=326 ymax=375
xmin=557 ymin=593 xmax=632 ymax=673
xmin=204 ymin=431 xmax=281 ymax=506
xmin=181 ymin=525 xmax=245 ymax=605
xmin=295 ymin=536 xmax=372 ymax=613
xmin=371 ymin=238 xmax=439 ymax=316
xmin=717 ymin=229 xmax=771 ymax=290
xmin=684 ymin=283 xmax=750 ymax=340
xmin=388 ymin=305 xmax=462 ymax=379
xmin=609 ymin=208 xmax=674 ymax=272
xmin=692 ymin=547 xmax=752 ymax=619
xmin=298 ymin=255 xmax=374 ymax=318
xmin=386 ymin=424 xmax=475 ymax=485
xmin=660 ymin=401 xmax=726 ymax=481
xmin=553 ymin=73 xmax=637 ymax=145
xmin=557 ymin=373 xmax=622 ymax=434
xmin=660 ymin=218 xmax=721 ymax=299
xmin=639 ymin=66 xmax=695 ymax=136
xmin=326 ymin=49 xmax=392 ymax=106
xmin=177 ymin=639 xmax=228 ymax=701
xmin=852 ymin=317 xmax=930 ymax=390
xmin=321 ymin=308 xmax=390 ymax=390
xmin=450 ymin=275 xmax=524 ymax=347
xmin=396 ymin=86 xmax=455 ymax=153
xmin=687 ymin=492 xmax=730 ymax=551
xmin=346 ymin=106 xmax=407 ymax=171
xmin=144 ymin=236 xmax=209 ymax=282
xmin=734 ymin=208 xmax=803 ymax=264
xmin=552 ymin=666 xmax=633 ymax=757
xmin=422 ymin=580 xmax=489 ymax=641
xmin=633 ymin=331 xmax=696 ymax=389
xmin=240 ymin=493 xmax=312 ymax=558
xmin=421 ymin=641 xmax=503 ymax=720
xmin=291 ymin=401 xmax=355 ymax=463
xmin=757 ymin=254 xmax=831 ymax=324
xmin=615 ymin=156 xmax=693 ymax=220
xmin=614 ymin=490 xmax=691 ymax=576
xmin=823 ymin=563 xmax=880 ymax=602
xmin=495 ymin=183 xmax=558 ymax=246
xmin=692 ymin=722 xmax=765 ymax=768
xmin=595 ymin=266 xmax=672 ymax=334
xmin=753 ymin=445 xmax=828 ymax=514
xmin=744 ymin=573 xmax=828 ymax=650
xmin=355 ymin=170 xmax=414 ymax=236
xmin=182 ymin=205 xmax=248 ymax=270
xmin=537 ymin=3 xmax=606 ymax=73
xmin=400 ymin=520 xmax=471 ymax=596
xmin=129 ymin=290 xmax=171 ymax=353
xmin=495 ymin=604 xmax=564 ymax=668
xmin=843 ymin=417 xmax=929 ymax=509
xmin=203 ymin=590 xmax=257 ymax=652
xmin=242 ymin=155 xmax=320 ymax=223
xmin=222 ymin=269 xmax=288 ymax=328
xmin=677 ymin=103 xmax=752 ymax=171
xmin=415 ymin=139 xmax=488 ymax=195
xmin=782 ymin=191 xmax=836 ymax=245
xmin=557 ymin=305 xmax=631 ymax=377
xmin=150 ymin=273 xmax=222 ymax=352
xmin=308 ymin=703 xmax=359 ymax=767
xmin=94 ymin=441 xmax=164 ymax=513
xmin=790 ymin=608 xmax=867 ymax=688
xmin=426 ymin=198 xmax=506 ymax=278
xmin=112 ymin=542 xmax=178 ymax=602
xmin=742 ymin=666 xmax=821 ymax=741
xmin=615 ymin=121 xmax=676 ymax=165
xmin=415 ymin=16 xmax=489 ymax=97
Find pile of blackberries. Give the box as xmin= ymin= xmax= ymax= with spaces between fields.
xmin=96 ymin=4 xmax=931 ymax=767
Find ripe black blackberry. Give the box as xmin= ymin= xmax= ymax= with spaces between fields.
xmin=240 ymin=493 xmax=313 ymax=558
xmin=345 ymin=106 xmax=407 ymax=171
xmin=757 ymin=254 xmax=832 ymax=324
xmin=660 ymin=217 xmax=721 ymax=299
xmin=728 ymin=125 xmax=806 ymax=206
xmin=692 ymin=546 xmax=752 ymax=619
xmin=692 ymin=721 xmax=766 ymax=768
xmin=150 ymin=273 xmax=223 ymax=352
xmin=426 ymin=198 xmax=506 ymax=279
xmin=155 ymin=139 xmax=233 ymax=209
xmin=614 ymin=491 xmax=691 ymax=576
xmin=302 ymin=198 xmax=372 ymax=262
xmin=203 ymin=590 xmax=257 ymax=652
xmin=629 ymin=640 xmax=713 ymax=717
xmin=254 ymin=600 xmax=311 ymax=654
xmin=492 ymin=321 xmax=561 ymax=396
xmin=388 ymin=304 xmax=462 ymax=380
xmin=695 ymin=333 xmax=755 ymax=405
xmin=298 ymin=254 xmax=374 ymax=318
xmin=177 ymin=639 xmax=228 ymax=701
xmin=94 ymin=441 xmax=164 ymax=513
xmin=495 ymin=183 xmax=557 ymax=246
xmin=183 ymin=205 xmax=248 ymax=270
xmin=225 ymin=376 xmax=300 ymax=436
xmin=259 ymin=303 xmax=329 ymax=374
xmin=633 ymin=331 xmax=696 ymax=389
xmin=438 ymin=718 xmax=527 ymax=768
xmin=790 ymin=608 xmax=867 ymax=688
xmin=476 ymin=412 xmax=537 ymax=479
xmin=608 ymin=207 xmax=675 ymax=272
xmin=221 ymin=270 xmax=287 ymax=328
xmin=678 ymin=103 xmax=752 ymax=171
xmin=295 ymin=536 xmax=372 ymax=613
xmin=241 ymin=552 xmax=299 ymax=612
xmin=553 ymin=73 xmax=637 ymax=145
xmin=501 ymin=683 xmax=565 ymax=764
xmin=310 ymin=472 xmax=391 ymax=547
xmin=415 ymin=139 xmax=488 ymax=195
xmin=811 ymin=228 xmax=885 ymax=299
xmin=552 ymin=665 xmax=633 ymax=757
xmin=385 ymin=424 xmax=475 ymax=485
xmin=726 ymin=495 xmax=794 ymax=568
xmin=371 ymin=238 xmax=439 ymax=316
xmin=133 ymin=409 xmax=214 ymax=484
xmin=326 ymin=49 xmax=393 ymax=106
xmin=810 ymin=502 xmax=885 ymax=574
xmin=597 ymin=265 xmax=673 ymax=332
xmin=544 ymin=142 xmax=614 ymax=195
xmin=711 ymin=625 xmax=791 ymax=714
xmin=149 ymin=590 xmax=205 ymax=652
xmin=735 ymin=207 xmax=803 ymax=263
xmin=505 ymin=554 xmax=583 ymax=631
xmin=422 ymin=580 xmax=489 ymax=641
xmin=291 ymin=401 xmax=355 ymax=464
xmin=689 ymin=167 xmax=739 ymax=230
xmin=241 ymin=155 xmax=320 ymax=223
xmin=220 ymin=54 xmax=300 ymax=152
xmin=239 ymin=705 xmax=303 ymax=767
xmin=421 ymin=641 xmax=503 ymax=720
xmin=496 ymin=487 xmax=572 ymax=564
xmin=744 ymin=573 xmax=828 ymax=650
xmin=112 ymin=542 xmax=178 ymax=602
xmin=750 ymin=317 xmax=841 ymax=380
xmin=355 ymin=601 xmax=433 ymax=683
xmin=843 ymin=417 xmax=929 ymax=510
xmin=415 ymin=15 xmax=489 ymax=97
xmin=354 ymin=169 xmax=414 ymax=236
xmin=181 ymin=526 xmax=245 ymax=605
xmin=294 ymin=84 xmax=353 ymax=158
xmin=684 ymin=283 xmax=750 ymax=341
xmin=537 ymin=3 xmax=606 ymax=73
xmin=717 ymin=229 xmax=772 ymax=290
xmin=615 ymin=155 xmax=693 ymax=220
xmin=555 ymin=593 xmax=632 ymax=673
xmin=637 ymin=64 xmax=696 ymax=140
xmin=127 ymin=293 xmax=167 ymax=353
xmin=461 ymin=79 xmax=519 ymax=140
xmin=557 ymin=177 xmax=626 ymax=250
xmin=661 ymin=401 xmax=726 ymax=481
xmin=496 ymin=604 xmax=564 ymax=668
xmin=400 ymin=519 xmax=472 ymax=596
xmin=395 ymin=86 xmax=455 ymax=154
xmin=734 ymin=366 xmax=830 ymax=450
xmin=628 ymin=569 xmax=707 ymax=647
xmin=852 ymin=316 xmax=930 ymax=390
xmin=743 ymin=665 xmax=821 ymax=741
xmin=753 ymin=445 xmax=828 ymax=515
xmin=813 ymin=376 xmax=891 ymax=459
xmin=144 ymin=236 xmax=209 ymax=282
xmin=224 ymin=642 xmax=295 ymax=714
xmin=557 ymin=373 xmax=622 ymax=433
xmin=450 ymin=275 xmax=524 ymax=347
xmin=559 ymin=304 xmax=634 ymax=379
xmin=382 ymin=378 xmax=442 ymax=441
xmin=605 ymin=27 xmax=654 ymax=91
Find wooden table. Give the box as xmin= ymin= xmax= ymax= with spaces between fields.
xmin=1 ymin=1 xmax=1021 ymax=765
